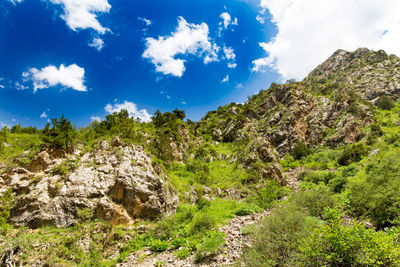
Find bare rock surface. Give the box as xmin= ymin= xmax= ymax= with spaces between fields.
xmin=1 ymin=141 xmax=178 ymax=228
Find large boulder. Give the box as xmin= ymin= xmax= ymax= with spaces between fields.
xmin=5 ymin=143 xmax=178 ymax=228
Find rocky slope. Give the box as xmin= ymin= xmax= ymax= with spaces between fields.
xmin=199 ymin=48 xmax=399 ymax=182
xmin=0 ymin=137 xmax=178 ymax=228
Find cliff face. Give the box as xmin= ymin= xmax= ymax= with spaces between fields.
xmin=1 ymin=138 xmax=178 ymax=228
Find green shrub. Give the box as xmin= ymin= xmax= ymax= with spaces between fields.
xmin=197 ymin=198 xmax=211 ymax=210
xmin=195 ymin=232 xmax=225 ymax=263
xmin=191 ymin=214 xmax=216 ymax=234
xmin=292 ymin=184 xmax=336 ymax=218
xmin=293 ymin=141 xmax=311 ymax=160
xmin=300 ymin=170 xmax=336 ymax=184
xmin=234 ymin=203 xmax=261 ymax=216
xmin=240 ymin=202 xmax=320 ymax=266
xmin=348 ymin=151 xmax=400 ymax=228
xmin=299 ymin=208 xmax=400 ymax=266
xmin=338 ymin=143 xmax=368 ymax=166
xmin=150 ymin=239 xmax=169 ymax=252
xmin=252 ymin=180 xmax=288 ymax=210
xmin=0 ymin=188 xmax=14 ymax=232
xmin=0 ymin=126 xmax=8 ymax=153
xmin=175 ymin=248 xmax=191 ymax=259
xmin=376 ymin=95 xmax=395 ymax=110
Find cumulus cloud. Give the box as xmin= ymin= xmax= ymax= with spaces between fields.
xmin=23 ymin=64 xmax=87 ymax=92
xmin=142 ymin=17 xmax=219 ymax=77
xmin=222 ymin=75 xmax=229 ymax=83
xmin=223 ymin=46 xmax=237 ymax=69
xmin=49 ymin=0 xmax=111 ymax=34
xmin=253 ymin=0 xmax=400 ymax=80
xmin=90 ymin=116 xmax=101 ymax=122
xmin=88 ymin=37 xmax=105 ymax=51
xmin=105 ymin=101 xmax=152 ymax=122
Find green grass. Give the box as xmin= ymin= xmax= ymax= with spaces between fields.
xmin=0 ymin=133 xmax=42 ymax=169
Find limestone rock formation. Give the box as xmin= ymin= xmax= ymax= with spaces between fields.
xmin=1 ymin=141 xmax=178 ymax=228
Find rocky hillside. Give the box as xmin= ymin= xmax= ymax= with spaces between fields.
xmin=1 ymin=48 xmax=400 ymax=266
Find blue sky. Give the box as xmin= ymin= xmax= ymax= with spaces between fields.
xmin=1 ymin=0 xmax=400 ymax=128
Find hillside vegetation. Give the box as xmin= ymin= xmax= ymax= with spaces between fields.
xmin=2 ymin=48 xmax=400 ymax=266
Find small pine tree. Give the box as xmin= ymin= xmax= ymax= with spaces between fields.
xmin=376 ymin=95 xmax=395 ymax=110
xmin=42 ymin=115 xmax=76 ymax=151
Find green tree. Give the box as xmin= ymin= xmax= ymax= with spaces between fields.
xmin=42 ymin=115 xmax=76 ymax=150
xmin=0 ymin=126 xmax=9 ymax=153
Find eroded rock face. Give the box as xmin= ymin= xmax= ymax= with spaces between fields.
xmin=2 ymin=142 xmax=178 ymax=228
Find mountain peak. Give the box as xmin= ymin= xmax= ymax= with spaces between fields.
xmin=307 ymin=48 xmax=392 ymax=80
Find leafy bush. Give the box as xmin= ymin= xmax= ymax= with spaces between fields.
xmin=0 ymin=126 xmax=8 ymax=153
xmin=235 ymin=202 xmax=262 ymax=216
xmin=300 ymin=170 xmax=336 ymax=184
xmin=0 ymin=188 xmax=14 ymax=232
xmin=150 ymin=239 xmax=169 ymax=252
xmin=292 ymin=184 xmax=336 ymax=218
xmin=240 ymin=202 xmax=320 ymax=266
xmin=175 ymin=248 xmax=191 ymax=259
xmin=299 ymin=208 xmax=400 ymax=266
xmin=195 ymin=232 xmax=225 ymax=263
xmin=293 ymin=141 xmax=311 ymax=160
xmin=338 ymin=143 xmax=368 ymax=166
xmin=376 ymin=95 xmax=395 ymax=110
xmin=251 ymin=180 xmax=288 ymax=210
xmin=190 ymin=214 xmax=216 ymax=234
xmin=348 ymin=151 xmax=400 ymax=228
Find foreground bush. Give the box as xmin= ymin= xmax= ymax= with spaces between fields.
xmin=240 ymin=203 xmax=320 ymax=266
xmin=348 ymin=151 xmax=400 ymax=228
xmin=299 ymin=208 xmax=400 ymax=266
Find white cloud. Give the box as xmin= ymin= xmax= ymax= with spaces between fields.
xmin=138 ymin=17 xmax=152 ymax=27
xmin=49 ymin=0 xmax=111 ymax=34
xmin=218 ymin=12 xmax=238 ymax=36
xmin=40 ymin=112 xmax=48 ymax=119
xmin=220 ymin=12 xmax=238 ymax=29
xmin=228 ymin=62 xmax=237 ymax=69
xmin=15 ymin=82 xmax=28 ymax=90
xmin=253 ymin=0 xmax=400 ymax=80
xmin=9 ymin=0 xmax=23 ymax=5
xmin=223 ymin=46 xmax=237 ymax=69
xmin=88 ymin=37 xmax=104 ymax=51
xmin=105 ymin=101 xmax=151 ymax=122
xmin=220 ymin=12 xmax=232 ymax=29
xmin=142 ymin=17 xmax=219 ymax=77
xmin=23 ymin=64 xmax=87 ymax=92
xmin=90 ymin=116 xmax=101 ymax=122
xmin=222 ymin=75 xmax=230 ymax=83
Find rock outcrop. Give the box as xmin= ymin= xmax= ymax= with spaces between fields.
xmin=1 ymin=141 xmax=178 ymax=228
